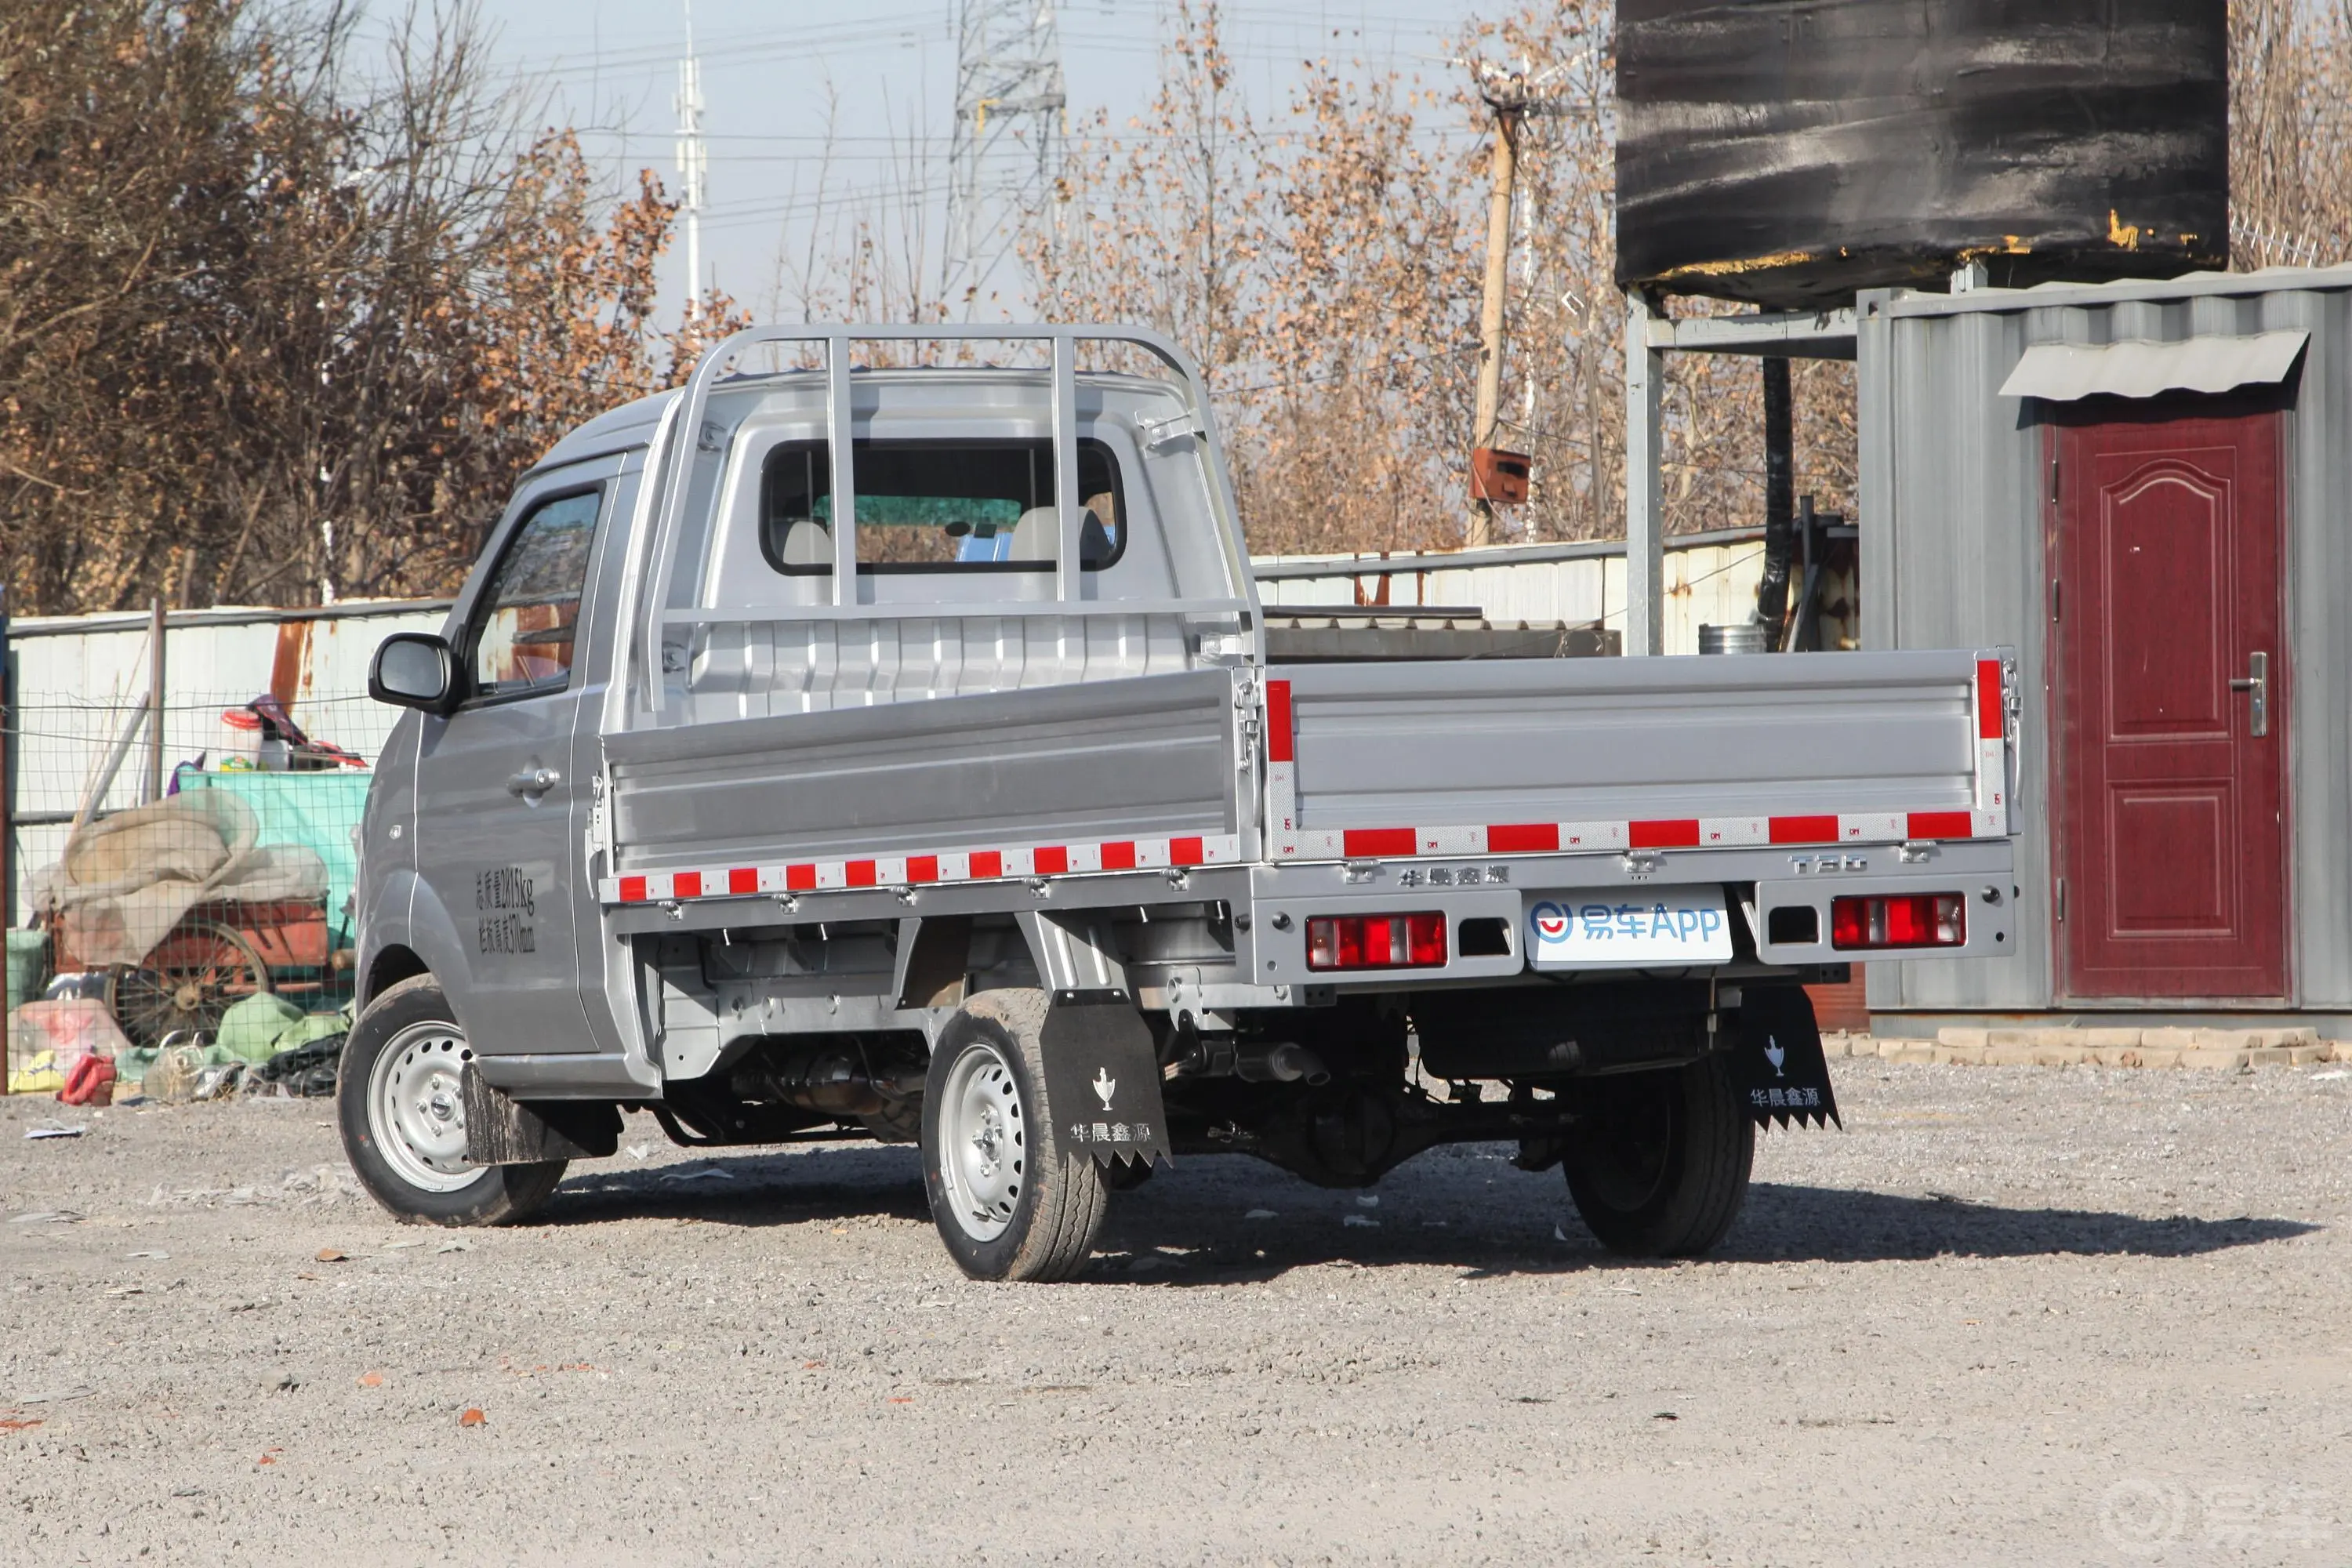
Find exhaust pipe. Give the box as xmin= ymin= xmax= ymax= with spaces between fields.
xmin=1236 ymin=1043 xmax=1330 ymax=1086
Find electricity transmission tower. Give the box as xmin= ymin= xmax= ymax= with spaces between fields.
xmin=947 ymin=0 xmax=1068 ymax=302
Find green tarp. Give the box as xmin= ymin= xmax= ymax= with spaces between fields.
xmin=175 ymin=771 xmax=371 ymax=946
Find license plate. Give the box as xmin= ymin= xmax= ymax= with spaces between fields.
xmin=1525 ymin=887 xmax=1735 ymax=968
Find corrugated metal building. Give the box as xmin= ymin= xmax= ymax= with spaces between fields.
xmin=1860 ymin=264 xmax=2352 ymax=1029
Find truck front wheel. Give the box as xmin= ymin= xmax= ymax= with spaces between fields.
xmin=920 ymin=989 xmax=1109 ymax=1282
xmin=336 ymin=975 xmax=567 ymax=1227
xmin=1563 ymin=1054 xmax=1753 ymax=1258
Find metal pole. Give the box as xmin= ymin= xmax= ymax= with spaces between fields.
xmin=146 ymin=597 xmax=166 ymax=803
xmin=1623 ymin=291 xmax=1664 ymax=655
xmin=1468 ymin=98 xmax=1522 ymax=550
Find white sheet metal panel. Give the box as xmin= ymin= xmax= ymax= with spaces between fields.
xmin=1995 ymin=328 xmax=2309 ymax=401
xmin=1865 ymin=265 xmax=2352 ymax=1012
xmin=1252 ymin=532 xmax=1770 ymax=655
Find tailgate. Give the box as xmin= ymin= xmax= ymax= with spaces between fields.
xmin=1264 ymin=649 xmax=2013 ymax=860
xmin=600 ymin=670 xmax=1245 ymax=903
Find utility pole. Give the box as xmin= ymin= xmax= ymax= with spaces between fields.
xmin=674 ymin=1 xmax=708 ymax=316
xmin=948 ymin=0 xmax=1068 ymax=303
xmin=1468 ymin=67 xmax=1534 ymax=549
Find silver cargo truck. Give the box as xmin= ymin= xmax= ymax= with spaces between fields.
xmin=343 ymin=325 xmax=2019 ymax=1280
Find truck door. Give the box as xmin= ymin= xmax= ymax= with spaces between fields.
xmin=413 ymin=463 xmax=615 ymax=1053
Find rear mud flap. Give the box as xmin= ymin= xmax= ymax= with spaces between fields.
xmin=1040 ymin=993 xmax=1171 ymax=1169
xmin=1732 ymin=985 xmax=1840 ymax=1130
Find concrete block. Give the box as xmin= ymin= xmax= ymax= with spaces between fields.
xmin=1933 ymin=1043 xmax=1984 ymax=1066
xmin=2141 ymin=1027 xmax=2200 ymax=1052
xmin=2193 ymin=1028 xmax=2255 ymax=1051
xmin=1987 ymin=1028 xmax=2040 ymax=1048
xmin=2137 ymin=1047 xmax=2183 ymax=1069
xmin=2033 ymin=1044 xmax=2089 ymax=1067
xmin=2287 ymin=1044 xmax=2329 ymax=1066
xmin=1936 ymin=1026 xmax=1991 ymax=1050
xmin=2331 ymin=1041 xmax=2352 ymax=1063
xmin=1884 ymin=1042 xmax=1935 ymax=1064
xmin=2080 ymin=1028 xmax=2144 ymax=1049
xmin=2246 ymin=1026 xmax=2318 ymax=1049
xmin=2245 ymin=1047 xmax=2293 ymax=1069
xmin=2091 ymin=1047 xmax=2143 ymax=1068
xmin=1984 ymin=1044 xmax=2038 ymax=1066
xmin=2180 ymin=1047 xmax=2250 ymax=1069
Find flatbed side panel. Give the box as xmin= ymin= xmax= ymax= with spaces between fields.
xmin=605 ymin=668 xmax=1241 ymax=878
xmin=1271 ymin=650 xmax=1997 ymax=850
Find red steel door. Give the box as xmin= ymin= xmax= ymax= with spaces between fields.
xmin=2049 ymin=405 xmax=2288 ymax=1001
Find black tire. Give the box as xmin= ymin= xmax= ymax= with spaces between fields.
xmin=1563 ymin=1053 xmax=1753 ymax=1258
xmin=336 ymin=974 xmax=567 ymax=1227
xmin=920 ymin=989 xmax=1109 ymax=1282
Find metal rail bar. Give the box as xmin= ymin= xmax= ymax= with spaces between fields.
xmin=631 ymin=323 xmax=1258 ymax=721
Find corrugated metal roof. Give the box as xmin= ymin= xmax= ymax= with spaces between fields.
xmin=1996 ymin=329 xmax=2308 ymax=401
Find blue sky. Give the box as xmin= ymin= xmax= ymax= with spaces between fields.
xmin=459 ymin=1 xmax=1495 ymax=329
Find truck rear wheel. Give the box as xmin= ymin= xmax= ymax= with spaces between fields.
xmin=337 ymin=975 xmax=568 ymax=1227
xmin=920 ymin=989 xmax=1109 ymax=1282
xmin=1563 ymin=1054 xmax=1752 ymax=1258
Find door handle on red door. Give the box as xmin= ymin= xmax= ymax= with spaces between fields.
xmin=506 ymin=765 xmax=562 ymax=798
xmin=2228 ymin=652 xmax=2269 ymax=738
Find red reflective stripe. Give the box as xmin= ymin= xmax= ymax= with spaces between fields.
xmin=619 ymin=876 xmax=648 ymax=903
xmin=1486 ymin=822 xmax=1559 ymax=854
xmin=846 ymin=860 xmax=877 ymax=887
xmin=786 ymin=864 xmax=816 ymax=891
xmin=728 ymin=867 xmax=758 ymax=895
xmin=1907 ymin=810 xmax=1975 ymax=840
xmin=1265 ymin=680 xmax=1295 ymax=764
xmin=1976 ymin=659 xmax=2003 ymax=739
xmin=1342 ymin=827 xmax=1419 ymax=858
xmin=1629 ymin=818 xmax=1700 ymax=849
xmin=1171 ymin=836 xmax=1206 ymax=866
xmin=1769 ymin=815 xmax=1840 ymax=845
xmin=907 ymin=855 xmax=939 ymax=883
xmin=1033 ymin=846 xmax=1069 ymax=875
xmin=971 ymin=851 xmax=1004 ymax=880
xmin=1100 ymin=840 xmax=1137 ymax=870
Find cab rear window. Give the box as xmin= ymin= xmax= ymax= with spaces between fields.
xmin=759 ymin=437 xmax=1124 ymax=574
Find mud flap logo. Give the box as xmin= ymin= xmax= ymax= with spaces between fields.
xmin=1733 ymin=986 xmax=1840 ymax=1130
xmin=1042 ymin=1001 xmax=1171 ymax=1167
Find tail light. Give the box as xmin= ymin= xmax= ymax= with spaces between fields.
xmin=1305 ymin=912 xmax=1446 ymax=971
xmin=1830 ymin=893 xmax=1965 ymax=950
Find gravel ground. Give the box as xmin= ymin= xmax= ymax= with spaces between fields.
xmin=2 ymin=1062 xmax=2348 ymax=1566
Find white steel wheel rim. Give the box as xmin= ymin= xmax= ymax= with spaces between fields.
xmin=368 ymin=1020 xmax=489 ymax=1194
xmin=938 ymin=1040 xmax=1026 ymax=1243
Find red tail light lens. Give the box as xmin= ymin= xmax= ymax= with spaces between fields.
xmin=1830 ymin=894 xmax=1965 ymax=950
xmin=1305 ymin=912 xmax=1447 ymax=971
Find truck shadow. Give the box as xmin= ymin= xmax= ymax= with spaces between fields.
xmin=539 ymin=1144 xmax=2317 ymax=1282
xmin=1107 ymin=1178 xmax=2318 ymax=1284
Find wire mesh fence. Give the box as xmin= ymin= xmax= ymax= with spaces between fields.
xmin=3 ymin=602 xmax=445 ymax=1098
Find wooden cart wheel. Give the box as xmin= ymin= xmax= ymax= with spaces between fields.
xmin=109 ymin=921 xmax=273 ymax=1047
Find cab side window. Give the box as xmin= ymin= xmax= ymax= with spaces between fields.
xmin=469 ymin=487 xmax=601 ymax=702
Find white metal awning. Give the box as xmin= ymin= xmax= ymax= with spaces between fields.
xmin=1998 ymin=330 xmax=2310 ymax=401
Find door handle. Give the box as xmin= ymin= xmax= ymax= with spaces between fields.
xmin=506 ymin=765 xmax=563 ymax=798
xmin=2227 ymin=652 xmax=2269 ymax=738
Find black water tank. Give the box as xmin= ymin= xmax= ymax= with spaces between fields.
xmin=1615 ymin=0 xmax=2228 ymax=308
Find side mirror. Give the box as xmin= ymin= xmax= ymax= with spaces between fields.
xmin=370 ymin=633 xmax=459 ymax=714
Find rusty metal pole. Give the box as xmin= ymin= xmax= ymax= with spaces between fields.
xmin=1468 ymin=89 xmax=1523 ymax=550
xmin=146 ymin=597 xmax=167 ymax=804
